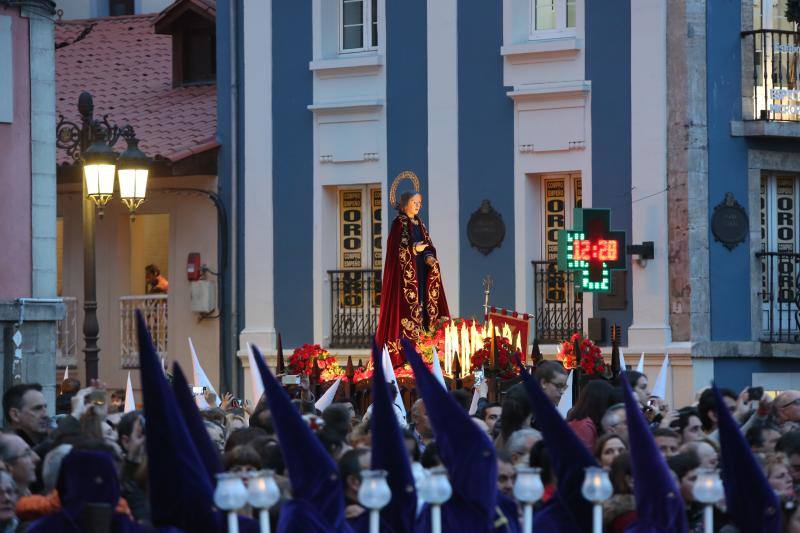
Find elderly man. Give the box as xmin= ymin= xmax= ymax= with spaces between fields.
xmin=774 ymin=390 xmax=800 ymax=434
xmin=601 ymin=403 xmax=628 ymax=441
xmin=507 ymin=428 xmax=542 ymax=466
xmin=2 ymin=384 xmax=49 ymax=448
xmin=0 ymin=434 xmax=39 ymax=497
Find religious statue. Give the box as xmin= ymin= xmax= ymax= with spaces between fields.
xmin=375 ymin=172 xmax=450 ymax=364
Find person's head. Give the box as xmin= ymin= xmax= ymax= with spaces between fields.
xmin=696 ymin=387 xmax=736 ymax=432
xmin=626 ymin=371 xmax=649 ymax=406
xmin=249 ymin=401 xmax=275 ymax=436
xmin=672 ymin=407 xmax=704 ymax=444
xmin=205 ymin=420 xmax=226 ymax=453
xmin=746 ymin=420 xmax=782 ymax=454
xmin=116 ymin=411 xmax=143 ymax=455
xmin=317 ymin=428 xmax=351 ymax=461
xmin=601 ymin=403 xmax=628 ymax=441
xmin=507 ymin=428 xmax=542 ymax=466
xmin=339 ymin=447 xmax=371 ymax=501
xmin=775 ymin=390 xmax=800 ymax=424
xmin=653 ymin=428 xmax=681 ymax=458
xmin=249 ymin=437 xmax=285 ymax=476
xmin=496 ymin=450 xmax=516 ymax=498
xmin=0 ymin=470 xmax=17 ymax=524
xmin=223 ymin=445 xmax=262 ymax=474
xmin=398 ymin=192 xmax=422 ymax=218
xmin=667 ymin=452 xmax=701 ymax=503
xmin=567 ymin=380 xmax=615 ymax=429
xmin=145 ymin=264 xmax=161 ymax=283
xmin=109 ymin=389 xmax=125 ymax=413
xmin=402 ymin=428 xmax=420 ymax=462
xmin=595 ymin=434 xmax=627 ymax=469
xmin=411 ymin=399 xmax=433 ymax=440
xmin=0 ymin=433 xmax=39 ymax=492
xmin=3 ymin=383 xmax=49 ymax=440
xmin=777 ymin=432 xmax=800 ymax=484
xmin=499 ymin=384 xmax=533 ymax=443
xmin=764 ymin=452 xmax=796 ymax=498
xmin=528 ymin=440 xmax=554 ymax=487
xmin=42 ymin=443 xmax=73 ymax=494
xmin=224 ymin=427 xmax=268 ymax=453
xmin=535 ymin=361 xmax=569 ymax=405
xmin=680 ymin=439 xmax=719 ymax=469
xmin=609 ymin=452 xmax=634 ymax=494
xmin=420 ymin=442 xmax=441 ymax=468
xmin=481 ymin=403 xmax=502 ymax=434
xmin=322 ymin=404 xmax=352 ymax=442
xmin=60 ymin=378 xmax=81 ymax=395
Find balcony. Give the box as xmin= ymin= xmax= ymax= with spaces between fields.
xmin=327 ymin=269 xmax=381 ymax=348
xmin=738 ymin=29 xmax=800 ymax=138
xmin=120 ymin=294 xmax=168 ymax=367
xmin=531 ymin=260 xmax=583 ymax=343
xmin=757 ymin=251 xmax=800 ymax=343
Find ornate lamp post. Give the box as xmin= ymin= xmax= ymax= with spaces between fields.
xmin=57 ymin=91 xmax=150 ymax=380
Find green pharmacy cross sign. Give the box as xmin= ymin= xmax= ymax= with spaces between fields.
xmin=557 ymin=208 xmax=626 ymax=293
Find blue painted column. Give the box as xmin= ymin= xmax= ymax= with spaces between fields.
xmin=586 ymin=0 xmax=633 ymax=343
xmin=386 ymin=0 xmax=428 ymax=220
xmin=272 ymin=1 xmax=314 ymax=346
xmin=457 ymin=0 xmax=515 ymax=317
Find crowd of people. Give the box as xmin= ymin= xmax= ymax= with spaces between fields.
xmin=1 ymin=318 xmax=800 ymax=531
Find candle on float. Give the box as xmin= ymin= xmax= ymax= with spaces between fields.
xmin=460 ymin=323 xmax=471 ymax=374
xmin=503 ymin=324 xmax=513 ymax=344
xmin=489 ymin=319 xmax=495 ymax=368
xmin=515 ymin=332 xmax=522 ymax=354
xmin=444 ymin=323 xmax=452 ymax=375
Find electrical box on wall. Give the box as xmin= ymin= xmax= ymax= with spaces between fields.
xmin=190 ymin=280 xmax=216 ymax=313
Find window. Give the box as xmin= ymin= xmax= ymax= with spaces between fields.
xmin=754 ymin=0 xmax=794 ymax=30
xmin=341 ymin=0 xmax=378 ymax=53
xmin=182 ymin=29 xmax=216 ymax=84
xmin=109 ymin=0 xmax=134 ymax=16
xmin=0 ymin=16 xmax=11 ymax=124
xmin=531 ymin=0 xmax=576 ymax=37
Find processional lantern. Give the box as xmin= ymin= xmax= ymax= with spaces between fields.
xmin=557 ymin=208 xmax=626 ymax=293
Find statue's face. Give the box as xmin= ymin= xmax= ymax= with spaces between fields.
xmin=404 ymin=194 xmax=422 ymax=217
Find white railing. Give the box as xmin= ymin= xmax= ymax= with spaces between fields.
xmin=56 ymin=297 xmax=78 ymax=369
xmin=120 ymin=294 xmax=168 ymax=368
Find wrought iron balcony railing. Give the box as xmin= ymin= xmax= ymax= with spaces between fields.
xmin=532 ymin=260 xmax=583 ymax=343
xmin=757 ymin=251 xmax=800 ymax=343
xmin=328 ymin=269 xmax=381 ymax=348
xmin=742 ymin=29 xmax=800 ymax=121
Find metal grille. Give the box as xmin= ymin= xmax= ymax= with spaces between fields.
xmin=532 ymin=260 xmax=583 ymax=343
xmin=328 ymin=269 xmax=381 ymax=348
xmin=56 ymin=297 xmax=78 ymax=369
xmin=742 ymin=29 xmax=800 ymax=121
xmin=120 ymin=294 xmax=168 ymax=367
xmin=757 ymin=251 xmax=800 ymax=342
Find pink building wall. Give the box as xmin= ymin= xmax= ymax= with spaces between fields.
xmin=0 ymin=6 xmax=32 ymax=298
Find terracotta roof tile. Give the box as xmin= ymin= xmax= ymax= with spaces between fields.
xmin=55 ymin=13 xmax=217 ymax=166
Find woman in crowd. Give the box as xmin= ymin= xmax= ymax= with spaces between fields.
xmin=595 ymin=433 xmax=628 ymax=469
xmin=567 ymin=380 xmax=616 ymax=450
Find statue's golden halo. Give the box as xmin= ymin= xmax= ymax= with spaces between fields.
xmin=389 ymin=171 xmax=421 ymax=209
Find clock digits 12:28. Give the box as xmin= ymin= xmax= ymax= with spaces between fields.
xmin=572 ymin=239 xmax=619 ymax=262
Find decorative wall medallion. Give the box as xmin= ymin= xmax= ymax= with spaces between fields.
xmin=711 ymin=192 xmax=749 ymax=251
xmin=467 ymin=200 xmax=505 ymax=255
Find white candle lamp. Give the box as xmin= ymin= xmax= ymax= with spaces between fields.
xmin=247 ymin=470 xmax=281 ymax=533
xmin=514 ymin=467 xmax=544 ymax=533
xmin=581 ymin=467 xmax=613 ymax=533
xmin=357 ymin=469 xmax=392 ymax=533
xmin=420 ymin=466 xmax=452 ymax=533
xmin=214 ymin=472 xmax=249 ymax=533
xmin=693 ymin=468 xmax=724 ymax=533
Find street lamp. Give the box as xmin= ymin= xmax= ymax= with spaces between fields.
xmin=56 ymin=91 xmax=151 ymax=380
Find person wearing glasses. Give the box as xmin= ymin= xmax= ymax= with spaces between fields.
xmin=0 ymin=434 xmax=39 ymax=497
xmin=534 ymin=361 xmax=569 ymax=406
xmin=774 ymin=390 xmax=800 ymax=434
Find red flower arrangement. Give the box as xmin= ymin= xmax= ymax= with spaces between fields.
xmin=288 ymin=344 xmax=343 ymax=382
xmin=556 ymin=333 xmax=607 ymax=376
xmin=469 ymin=336 xmax=524 ymax=379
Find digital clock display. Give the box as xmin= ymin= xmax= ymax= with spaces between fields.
xmin=572 ymin=239 xmax=619 ymax=262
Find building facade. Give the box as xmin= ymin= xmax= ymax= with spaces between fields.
xmin=236 ymin=0 xmax=702 ymax=404
xmin=0 ymin=0 xmax=61 ymax=410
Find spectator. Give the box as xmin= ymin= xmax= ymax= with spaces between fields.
xmin=402 ymin=428 xmax=420 ymax=463
xmin=773 ymin=390 xmax=800 ymax=434
xmin=115 ymin=411 xmax=148 ymax=524
xmin=471 ymin=416 xmax=491 ymax=436
xmin=595 ymin=434 xmax=627 ymax=470
xmin=567 ymin=380 xmax=615 ymax=450
xmin=764 ymin=452 xmax=796 ymax=499
xmin=55 ymin=378 xmax=80 ymax=416
xmin=680 ymin=439 xmax=719 ymax=469
xmin=535 ymin=361 xmax=569 ymax=405
xmin=653 ymin=428 xmax=681 ymax=458
xmin=145 ymin=264 xmax=169 ymax=294
xmin=0 ymin=434 xmax=39 ymax=496
xmin=3 ymin=384 xmax=50 ymax=448
xmin=496 ymin=451 xmax=515 ymax=498
xmin=205 ymin=420 xmax=226 ymax=453
xmin=601 ymin=403 xmax=628 ymax=442
xmin=671 ymin=408 xmax=704 ymax=444
xmin=223 ymin=445 xmax=262 ymax=474
xmin=339 ymin=448 xmax=370 ymax=520
xmin=605 ymin=453 xmax=636 ymax=533
xmin=495 ymin=384 xmax=533 ymax=451
xmin=697 ymin=387 xmax=736 ymax=433
xmin=528 ymin=441 xmax=555 ymax=505
xmin=626 ymin=371 xmax=650 ymax=407
xmin=0 ymin=470 xmax=17 ymax=533
xmin=479 ymin=402 xmax=502 ymax=435
xmin=507 ymin=428 xmax=542 ymax=466
xmin=322 ymin=404 xmax=352 ymax=443
xmin=410 ymin=399 xmax=434 ymax=453
xmin=776 ymin=432 xmax=800 ymax=492
xmin=667 ymin=452 xmax=702 ymax=522
xmin=224 ymin=427 xmax=267 ymax=453
xmin=746 ymin=420 xmax=782 ymax=454
xmin=108 ymin=389 xmax=125 ymax=415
